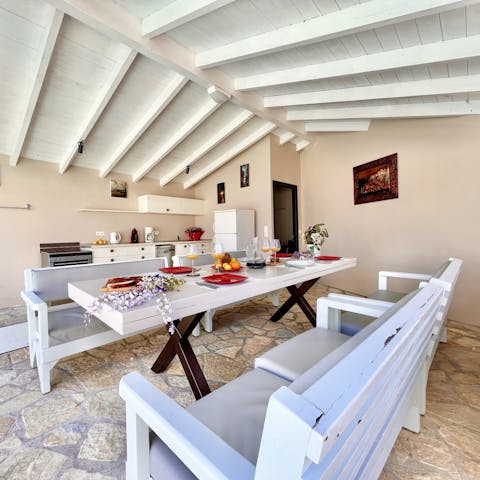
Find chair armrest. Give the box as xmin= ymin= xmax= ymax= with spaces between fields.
xmin=21 ymin=291 xmax=47 ymax=312
xmin=316 ymin=294 xmax=393 ymax=331
xmin=119 ymin=372 xmax=255 ymax=480
xmin=378 ymin=271 xmax=432 ymax=290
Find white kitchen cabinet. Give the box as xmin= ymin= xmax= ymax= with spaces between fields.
xmin=173 ymin=241 xmax=212 ymax=256
xmin=138 ymin=195 xmax=205 ymax=215
xmin=92 ymin=244 xmax=156 ymax=263
xmin=214 ymin=209 xmax=255 ymax=251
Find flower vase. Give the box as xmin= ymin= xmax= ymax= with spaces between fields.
xmin=306 ymin=244 xmax=314 ymax=254
xmin=313 ymin=246 xmax=321 ymax=256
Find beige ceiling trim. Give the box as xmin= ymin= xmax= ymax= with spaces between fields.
xmin=159 ymin=109 xmax=254 ymax=186
xmin=59 ymin=46 xmax=137 ymax=173
xmin=10 ymin=7 xmax=64 ymax=167
xmin=195 ymin=0 xmax=472 ymax=69
xmin=45 ymin=0 xmax=310 ymax=142
xmin=100 ymin=74 xmax=188 ymax=178
xmin=142 ymin=0 xmax=234 ymax=38
xmin=236 ymin=35 xmax=480 ymax=91
xmin=183 ymin=121 xmax=276 ymax=188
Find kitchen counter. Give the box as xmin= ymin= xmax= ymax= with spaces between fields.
xmin=82 ymin=240 xmax=212 ymax=248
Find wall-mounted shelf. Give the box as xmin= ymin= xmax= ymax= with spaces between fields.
xmin=78 ymin=208 xmax=141 ymax=213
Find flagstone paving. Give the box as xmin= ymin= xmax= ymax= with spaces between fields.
xmin=0 ymin=285 xmax=479 ymax=479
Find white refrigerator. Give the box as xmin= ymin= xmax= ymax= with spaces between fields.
xmin=214 ymin=209 xmax=255 ymax=251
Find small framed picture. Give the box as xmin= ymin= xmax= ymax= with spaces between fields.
xmin=110 ymin=180 xmax=127 ymax=198
xmin=217 ymin=182 xmax=225 ymax=204
xmin=240 ymin=163 xmax=249 ymax=187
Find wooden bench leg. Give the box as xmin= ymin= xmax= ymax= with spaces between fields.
xmin=38 ymin=360 xmax=56 ymax=394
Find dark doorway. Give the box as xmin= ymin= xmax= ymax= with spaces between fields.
xmin=273 ymin=181 xmax=298 ymax=253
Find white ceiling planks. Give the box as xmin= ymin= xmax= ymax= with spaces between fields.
xmin=195 ymin=0 xmax=474 ymax=69
xmin=3 ymin=0 xmax=480 ymax=186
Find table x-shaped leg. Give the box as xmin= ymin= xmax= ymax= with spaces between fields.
xmin=151 ymin=312 xmax=211 ymax=399
xmin=270 ymin=278 xmax=319 ymax=326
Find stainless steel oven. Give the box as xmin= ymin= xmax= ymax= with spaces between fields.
xmin=40 ymin=243 xmax=93 ymax=267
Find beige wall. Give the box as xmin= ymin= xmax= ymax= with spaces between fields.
xmin=300 ymin=116 xmax=480 ymax=326
xmin=193 ymin=136 xmax=272 ymax=238
xmin=0 ymin=156 xmax=197 ymax=308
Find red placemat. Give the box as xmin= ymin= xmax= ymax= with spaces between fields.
xmin=315 ymin=256 xmax=342 ymax=261
xmin=160 ymin=266 xmax=193 ymax=274
xmin=202 ymin=273 xmax=248 ymax=284
xmin=276 ymin=253 xmax=293 ymax=258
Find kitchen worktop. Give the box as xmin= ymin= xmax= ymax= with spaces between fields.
xmin=83 ymin=239 xmax=212 ymax=248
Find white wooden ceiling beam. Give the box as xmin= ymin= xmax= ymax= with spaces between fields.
xmin=9 ymin=7 xmax=63 ymax=167
xmin=196 ymin=0 xmax=474 ymax=69
xmin=183 ymin=121 xmax=276 ymax=188
xmin=305 ymin=120 xmax=371 ymax=132
xmin=236 ymin=35 xmax=480 ymax=91
xmin=287 ymin=101 xmax=480 ymax=120
xmin=279 ymin=132 xmax=295 ymax=145
xmin=265 ymin=74 xmax=480 ymax=107
xmin=58 ymin=46 xmax=136 ymax=173
xmin=100 ymin=74 xmax=188 ymax=178
xmin=142 ymin=0 xmax=234 ymax=38
xmin=159 ymin=109 xmax=254 ymax=186
xmin=295 ymin=140 xmax=310 ymax=152
xmin=45 ymin=0 xmax=310 ymax=142
xmin=132 ymin=97 xmax=224 ymax=182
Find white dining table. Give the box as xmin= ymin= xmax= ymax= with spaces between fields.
xmin=69 ymin=257 xmax=356 ymax=398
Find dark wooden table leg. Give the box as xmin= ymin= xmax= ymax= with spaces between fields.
xmin=270 ymin=278 xmax=319 ymax=325
xmin=151 ymin=312 xmax=204 ymax=372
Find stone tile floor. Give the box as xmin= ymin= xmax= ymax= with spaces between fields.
xmin=0 ymin=284 xmax=479 ymax=479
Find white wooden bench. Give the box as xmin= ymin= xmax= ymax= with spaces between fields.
xmin=255 ymin=257 xmax=462 ymax=432
xmin=119 ymin=282 xmax=445 ymax=479
xmin=173 ymin=251 xmax=280 ymax=336
xmin=334 ymin=257 xmax=462 ymax=338
xmin=21 ymin=257 xmax=167 ymax=393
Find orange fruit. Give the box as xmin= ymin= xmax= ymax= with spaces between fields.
xmin=231 ymin=261 xmax=241 ymax=270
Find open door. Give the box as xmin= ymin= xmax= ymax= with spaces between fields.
xmin=273 ymin=181 xmax=298 ymax=253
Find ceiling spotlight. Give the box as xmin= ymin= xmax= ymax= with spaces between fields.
xmin=185 ymin=165 xmax=190 ymax=174
xmin=77 ymin=140 xmax=84 ymax=154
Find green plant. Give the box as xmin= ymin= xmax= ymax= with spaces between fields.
xmin=304 ymin=223 xmax=328 ymax=247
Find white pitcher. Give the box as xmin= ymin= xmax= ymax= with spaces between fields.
xmin=109 ymin=232 xmax=121 ymax=244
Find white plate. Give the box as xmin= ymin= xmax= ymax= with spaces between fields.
xmin=285 ymin=259 xmax=315 ymax=268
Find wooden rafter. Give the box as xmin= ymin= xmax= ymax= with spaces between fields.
xmin=132 ymin=97 xmax=224 ymax=182
xmin=278 ymin=131 xmax=295 ymax=145
xmin=58 ymin=46 xmax=137 ymax=173
xmin=183 ymin=121 xmax=276 ymax=188
xmin=9 ymin=7 xmax=64 ymax=167
xmin=159 ymin=109 xmax=254 ymax=186
xmin=142 ymin=0 xmax=234 ymax=38
xmin=235 ymin=35 xmax=480 ymax=91
xmin=304 ymin=120 xmax=371 ymax=132
xmin=287 ymin=101 xmax=480 ymax=120
xmin=196 ymin=0 xmax=475 ymax=68
xmin=265 ymin=75 xmax=480 ymax=107
xmin=100 ymin=74 xmax=188 ymax=178
xmin=44 ymin=0 xmax=310 ymax=142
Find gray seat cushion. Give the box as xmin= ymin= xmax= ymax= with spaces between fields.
xmin=150 ymin=368 xmax=290 ymax=479
xmin=255 ymin=328 xmax=350 ymax=381
xmin=290 ymin=289 xmax=420 ymax=395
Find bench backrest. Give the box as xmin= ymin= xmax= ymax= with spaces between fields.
xmin=24 ymin=257 xmax=168 ymax=302
xmin=173 ymin=251 xmax=246 ymax=267
xmin=255 ymin=283 xmax=444 ymax=479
